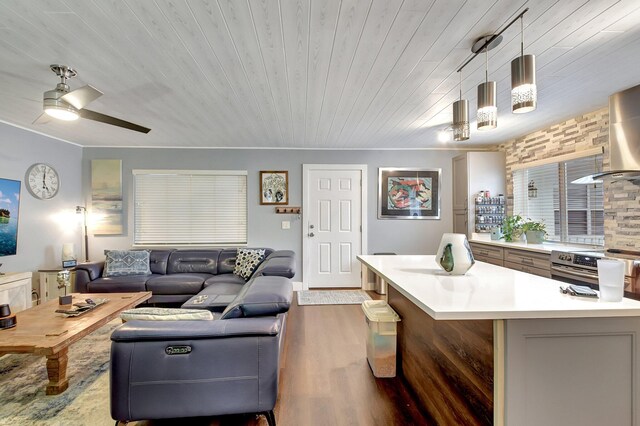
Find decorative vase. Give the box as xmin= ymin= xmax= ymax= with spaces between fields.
xmin=525 ymin=230 xmax=545 ymax=244
xmin=436 ymin=233 xmax=476 ymax=275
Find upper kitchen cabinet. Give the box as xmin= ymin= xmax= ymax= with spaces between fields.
xmin=452 ymin=152 xmax=506 ymax=236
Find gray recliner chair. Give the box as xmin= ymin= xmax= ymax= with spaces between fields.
xmin=110 ymin=276 xmax=292 ymax=425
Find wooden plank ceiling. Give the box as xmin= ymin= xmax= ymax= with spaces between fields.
xmin=0 ymin=0 xmax=639 ymax=148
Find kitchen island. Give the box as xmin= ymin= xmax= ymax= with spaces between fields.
xmin=358 ymin=255 xmax=640 ymax=426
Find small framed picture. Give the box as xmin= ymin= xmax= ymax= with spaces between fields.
xmin=260 ymin=171 xmax=288 ymax=205
xmin=378 ymin=167 xmax=441 ymax=219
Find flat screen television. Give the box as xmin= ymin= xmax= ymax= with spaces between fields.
xmin=0 ymin=178 xmax=21 ymax=256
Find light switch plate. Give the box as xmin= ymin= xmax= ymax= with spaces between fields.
xmin=281 ymin=221 xmax=290 ymax=230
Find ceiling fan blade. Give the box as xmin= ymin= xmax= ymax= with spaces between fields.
xmin=79 ymin=109 xmax=151 ymax=134
xmin=61 ymin=84 xmax=103 ymax=109
xmin=32 ymin=113 xmax=52 ymax=125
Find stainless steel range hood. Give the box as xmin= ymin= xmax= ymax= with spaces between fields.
xmin=572 ymin=84 xmax=640 ymax=184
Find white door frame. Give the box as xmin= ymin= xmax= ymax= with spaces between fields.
xmin=302 ymin=164 xmax=368 ymax=289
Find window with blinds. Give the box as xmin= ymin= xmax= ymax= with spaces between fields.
xmin=133 ymin=170 xmax=247 ymax=245
xmin=513 ymin=154 xmax=604 ymax=246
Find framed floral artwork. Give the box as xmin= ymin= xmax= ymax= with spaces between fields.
xmin=378 ymin=168 xmax=441 ymax=219
xmin=260 ymin=171 xmax=288 ymax=205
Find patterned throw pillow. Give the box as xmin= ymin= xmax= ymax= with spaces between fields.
xmin=103 ymin=250 xmax=152 ymax=277
xmin=233 ymin=248 xmax=266 ymax=281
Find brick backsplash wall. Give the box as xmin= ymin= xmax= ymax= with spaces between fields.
xmin=498 ymin=107 xmax=640 ymax=250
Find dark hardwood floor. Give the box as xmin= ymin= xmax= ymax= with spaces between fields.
xmin=133 ymin=294 xmax=432 ymax=426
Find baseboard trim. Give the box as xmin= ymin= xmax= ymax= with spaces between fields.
xmin=292 ymin=281 xmax=307 ymax=291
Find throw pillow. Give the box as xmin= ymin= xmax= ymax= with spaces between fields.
xmin=103 ymin=250 xmax=152 ymax=277
xmin=120 ymin=307 xmax=213 ymax=321
xmin=233 ymin=248 xmax=267 ymax=281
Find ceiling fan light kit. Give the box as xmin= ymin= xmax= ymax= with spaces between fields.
xmin=451 ymin=8 xmax=535 ymax=140
xmin=43 ymin=89 xmax=79 ymax=121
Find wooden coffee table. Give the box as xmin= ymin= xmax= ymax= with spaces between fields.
xmin=0 ymin=292 xmax=151 ymax=395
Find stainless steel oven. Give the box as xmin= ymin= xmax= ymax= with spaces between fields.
xmin=550 ymin=251 xmax=601 ymax=286
xmin=550 ymin=250 xmax=640 ymax=300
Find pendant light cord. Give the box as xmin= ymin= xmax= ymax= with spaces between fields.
xmin=520 ymin=16 xmax=524 ymax=58
xmin=459 ymin=71 xmax=462 ymax=101
xmin=485 ymin=40 xmax=489 ymax=83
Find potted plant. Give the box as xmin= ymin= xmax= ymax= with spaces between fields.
xmin=522 ymin=219 xmax=547 ymax=244
xmin=502 ymin=215 xmax=524 ymax=242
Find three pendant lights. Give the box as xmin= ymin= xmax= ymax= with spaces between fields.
xmin=452 ymin=10 xmax=536 ymax=141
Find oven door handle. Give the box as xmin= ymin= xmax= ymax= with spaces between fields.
xmin=550 ymin=265 xmax=599 ymax=280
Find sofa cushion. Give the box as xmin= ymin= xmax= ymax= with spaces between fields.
xmin=145 ymin=273 xmax=210 ymax=295
xmin=203 ymin=274 xmax=246 ymax=289
xmin=220 ymin=276 xmax=293 ymax=319
xmin=149 ymin=250 xmax=173 ymax=275
xmin=253 ymin=250 xmax=296 ymax=278
xmin=218 ymin=248 xmax=275 ymax=275
xmin=233 ymin=248 xmax=266 ymax=280
xmin=103 ymin=250 xmax=152 ymax=277
xmin=181 ymin=280 xmax=245 ymax=311
xmin=120 ymin=307 xmax=214 ymax=321
xmin=167 ymin=250 xmax=221 ymax=274
xmin=87 ymin=275 xmax=157 ymax=293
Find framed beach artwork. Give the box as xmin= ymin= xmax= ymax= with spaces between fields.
xmin=378 ymin=168 xmax=441 ymax=219
xmin=260 ymin=171 xmax=288 ymax=205
xmin=91 ymin=159 xmax=123 ymax=235
xmin=0 ymin=178 xmax=21 ymax=256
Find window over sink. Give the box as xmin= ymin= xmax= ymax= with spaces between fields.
xmin=513 ymin=153 xmax=604 ymax=246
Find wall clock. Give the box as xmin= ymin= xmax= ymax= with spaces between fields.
xmin=25 ymin=163 xmax=60 ymax=200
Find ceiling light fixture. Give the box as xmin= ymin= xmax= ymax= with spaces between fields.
xmin=451 ymin=8 xmax=531 ymax=139
xmin=452 ymin=71 xmax=469 ymax=141
xmin=44 ymin=100 xmax=79 ymax=121
xmin=477 ymin=41 xmax=497 ymax=131
xmin=511 ymin=15 xmax=536 ymax=113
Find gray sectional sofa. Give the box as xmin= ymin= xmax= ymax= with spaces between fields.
xmin=110 ymin=274 xmax=292 ymax=425
xmin=100 ymin=248 xmax=296 ymax=425
xmin=73 ymin=248 xmax=295 ymax=305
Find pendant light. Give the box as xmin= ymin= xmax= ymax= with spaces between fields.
xmin=511 ymin=16 xmax=537 ymax=113
xmin=452 ymin=71 xmax=469 ymax=141
xmin=477 ymin=39 xmax=497 ymax=130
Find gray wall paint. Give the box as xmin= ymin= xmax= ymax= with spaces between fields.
xmin=83 ymin=148 xmax=461 ymax=281
xmin=0 ymin=122 xmax=83 ymax=274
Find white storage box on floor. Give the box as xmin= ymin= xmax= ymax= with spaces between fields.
xmin=361 ymin=300 xmax=401 ymax=378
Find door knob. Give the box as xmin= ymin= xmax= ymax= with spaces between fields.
xmin=309 ymin=232 xmax=315 ymax=237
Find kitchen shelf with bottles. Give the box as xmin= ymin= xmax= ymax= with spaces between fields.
xmin=475 ymin=193 xmax=505 ymax=233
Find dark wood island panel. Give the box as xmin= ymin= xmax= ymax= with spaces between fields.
xmin=388 ymin=285 xmax=495 ymax=425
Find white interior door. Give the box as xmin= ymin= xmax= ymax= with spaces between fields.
xmin=304 ymin=165 xmax=366 ymax=288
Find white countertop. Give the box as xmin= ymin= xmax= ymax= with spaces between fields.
xmin=468 ymin=236 xmax=601 ymax=255
xmin=358 ymin=255 xmax=640 ymax=321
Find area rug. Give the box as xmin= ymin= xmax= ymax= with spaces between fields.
xmin=0 ymin=320 xmax=120 ymax=426
xmin=297 ymin=290 xmax=372 ymax=306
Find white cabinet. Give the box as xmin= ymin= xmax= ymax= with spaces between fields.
xmin=452 ymin=152 xmax=506 ymax=236
xmin=0 ymin=272 xmax=33 ymax=312
xmin=38 ymin=269 xmax=75 ymax=303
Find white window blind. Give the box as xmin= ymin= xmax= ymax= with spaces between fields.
xmin=513 ymin=154 xmax=603 ymax=246
xmin=133 ymin=170 xmax=247 ymax=245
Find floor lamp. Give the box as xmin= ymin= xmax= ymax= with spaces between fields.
xmin=76 ymin=206 xmax=89 ymax=262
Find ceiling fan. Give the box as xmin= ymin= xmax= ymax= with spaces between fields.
xmin=33 ymin=64 xmax=150 ymax=134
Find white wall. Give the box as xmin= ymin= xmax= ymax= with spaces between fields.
xmin=82 ymin=147 xmax=467 ymax=280
xmin=0 ymin=122 xmax=83 ymax=274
